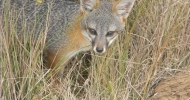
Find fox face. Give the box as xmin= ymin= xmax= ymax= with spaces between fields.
xmin=80 ymin=0 xmax=135 ymax=53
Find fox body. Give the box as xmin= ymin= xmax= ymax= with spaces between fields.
xmin=10 ymin=0 xmax=135 ymax=77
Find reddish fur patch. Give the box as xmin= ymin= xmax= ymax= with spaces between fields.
xmin=46 ymin=13 xmax=89 ymax=70
xmin=112 ymin=1 xmax=127 ymax=27
xmin=112 ymin=1 xmax=118 ymax=13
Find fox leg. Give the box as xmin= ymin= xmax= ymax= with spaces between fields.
xmin=45 ymin=49 xmax=69 ymax=79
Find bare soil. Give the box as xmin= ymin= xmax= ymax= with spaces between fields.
xmin=149 ymin=67 xmax=190 ymax=100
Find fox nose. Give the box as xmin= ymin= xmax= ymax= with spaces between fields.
xmin=96 ymin=47 xmax=103 ymax=53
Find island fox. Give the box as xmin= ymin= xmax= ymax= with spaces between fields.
xmin=9 ymin=0 xmax=135 ymax=77
xmin=44 ymin=0 xmax=135 ymax=77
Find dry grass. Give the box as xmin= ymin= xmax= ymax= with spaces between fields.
xmin=1 ymin=0 xmax=190 ymax=100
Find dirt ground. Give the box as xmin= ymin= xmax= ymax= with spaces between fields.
xmin=149 ymin=67 xmax=190 ymax=100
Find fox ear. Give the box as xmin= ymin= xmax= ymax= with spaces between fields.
xmin=80 ymin=0 xmax=99 ymax=13
xmin=113 ymin=0 xmax=135 ymax=23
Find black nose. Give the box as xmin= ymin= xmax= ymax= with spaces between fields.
xmin=96 ymin=47 xmax=103 ymax=53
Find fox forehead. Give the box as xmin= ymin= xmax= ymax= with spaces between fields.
xmin=97 ymin=1 xmax=112 ymax=13
xmin=84 ymin=2 xmax=123 ymax=34
xmin=88 ymin=21 xmax=118 ymax=32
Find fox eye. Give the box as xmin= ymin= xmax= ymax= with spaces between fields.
xmin=88 ymin=28 xmax=97 ymax=35
xmin=106 ymin=31 xmax=115 ymax=37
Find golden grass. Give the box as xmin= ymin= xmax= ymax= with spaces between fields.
xmin=1 ymin=0 xmax=190 ymax=100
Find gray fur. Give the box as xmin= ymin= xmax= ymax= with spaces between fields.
xmin=82 ymin=1 xmax=124 ymax=34
xmin=6 ymin=0 xmax=80 ymax=53
xmin=6 ymin=0 xmax=134 ymax=55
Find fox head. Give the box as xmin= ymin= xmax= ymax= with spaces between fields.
xmin=80 ymin=0 xmax=135 ymax=53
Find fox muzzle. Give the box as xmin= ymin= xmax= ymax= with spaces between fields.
xmin=92 ymin=36 xmax=108 ymax=53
